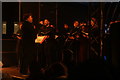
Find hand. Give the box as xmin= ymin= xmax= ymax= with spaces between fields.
xmin=68 ymin=36 xmax=75 ymax=39
xmin=17 ymin=36 xmax=22 ymax=39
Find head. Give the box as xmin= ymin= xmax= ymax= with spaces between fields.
xmin=91 ymin=17 xmax=96 ymax=26
xmin=80 ymin=22 xmax=86 ymax=26
xmin=73 ymin=21 xmax=79 ymax=28
xmin=23 ymin=13 xmax=33 ymax=23
xmin=64 ymin=24 xmax=69 ymax=29
xmin=39 ymin=21 xmax=43 ymax=25
xmin=44 ymin=19 xmax=50 ymax=26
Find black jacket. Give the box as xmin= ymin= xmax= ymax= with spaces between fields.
xmin=21 ymin=21 xmax=36 ymax=43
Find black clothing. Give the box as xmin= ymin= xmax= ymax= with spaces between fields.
xmin=89 ymin=26 xmax=100 ymax=59
xmin=35 ymin=23 xmax=43 ymax=34
xmin=20 ymin=21 xmax=37 ymax=74
xmin=63 ymin=27 xmax=81 ymax=64
xmin=65 ymin=26 xmax=89 ymax=64
xmin=37 ymin=25 xmax=58 ymax=68
xmin=62 ymin=28 xmax=70 ymax=37
xmin=110 ymin=22 xmax=120 ymax=69
xmin=22 ymin=21 xmax=36 ymax=43
xmin=70 ymin=27 xmax=81 ymax=37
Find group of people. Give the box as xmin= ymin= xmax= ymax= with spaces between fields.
xmin=16 ymin=13 xmax=99 ymax=75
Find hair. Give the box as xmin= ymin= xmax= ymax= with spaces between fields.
xmin=74 ymin=20 xmax=79 ymax=23
xmin=91 ymin=17 xmax=98 ymax=28
xmin=91 ymin=17 xmax=96 ymax=23
xmin=23 ymin=13 xmax=32 ymax=21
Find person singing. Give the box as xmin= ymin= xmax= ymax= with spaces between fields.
xmin=20 ymin=13 xmax=37 ymax=75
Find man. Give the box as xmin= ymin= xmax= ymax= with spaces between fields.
xmin=89 ymin=17 xmax=100 ymax=59
xmin=20 ymin=13 xmax=37 ymax=75
xmin=63 ymin=20 xmax=81 ymax=65
xmin=110 ymin=20 xmax=120 ymax=75
xmin=63 ymin=24 xmax=70 ymax=38
xmin=69 ymin=21 xmax=80 ymax=39
xmin=42 ymin=19 xmax=58 ymax=66
xmin=36 ymin=19 xmax=58 ymax=69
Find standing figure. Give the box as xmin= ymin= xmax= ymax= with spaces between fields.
xmin=38 ymin=19 xmax=57 ymax=68
xmin=63 ymin=20 xmax=80 ymax=65
xmin=77 ymin=21 xmax=89 ymax=63
xmin=16 ymin=22 xmax=23 ymax=67
xmin=89 ymin=17 xmax=100 ymax=59
xmin=20 ymin=13 xmax=37 ymax=75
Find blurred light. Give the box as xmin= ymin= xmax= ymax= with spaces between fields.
xmin=107 ymin=28 xmax=109 ymax=31
xmin=105 ymin=29 xmax=107 ymax=34
xmin=105 ymin=24 xmax=107 ymax=27
xmin=2 ymin=22 xmax=7 ymax=34
xmin=104 ymin=56 xmax=107 ymax=61
xmin=104 ymin=24 xmax=109 ymax=34
xmin=14 ymin=24 xmax=18 ymax=26
xmin=3 ymin=24 xmax=6 ymax=26
xmin=0 ymin=61 xmax=3 ymax=67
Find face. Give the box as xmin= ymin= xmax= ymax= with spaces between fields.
xmin=81 ymin=26 xmax=85 ymax=29
xmin=64 ymin=24 xmax=69 ymax=29
xmin=44 ymin=19 xmax=49 ymax=25
xmin=74 ymin=21 xmax=79 ymax=27
xmin=39 ymin=21 xmax=43 ymax=24
xmin=91 ymin=20 xmax=95 ymax=26
xmin=27 ymin=16 xmax=33 ymax=23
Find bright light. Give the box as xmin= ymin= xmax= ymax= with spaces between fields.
xmin=3 ymin=24 xmax=6 ymax=26
xmin=14 ymin=24 xmax=18 ymax=26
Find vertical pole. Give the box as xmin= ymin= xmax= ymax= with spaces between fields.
xmin=100 ymin=2 xmax=103 ymax=57
xmin=18 ymin=0 xmax=21 ymax=68
xmin=19 ymin=0 xmax=21 ymax=22
xmin=56 ymin=2 xmax=58 ymax=29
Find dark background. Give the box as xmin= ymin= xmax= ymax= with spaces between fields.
xmin=1 ymin=2 xmax=100 ymax=38
xmin=2 ymin=2 xmax=120 ymax=38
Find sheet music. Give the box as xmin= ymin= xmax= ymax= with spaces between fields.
xmin=35 ymin=36 xmax=48 ymax=44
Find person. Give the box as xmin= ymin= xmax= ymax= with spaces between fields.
xmin=90 ymin=17 xmax=99 ymax=37
xmin=63 ymin=20 xmax=80 ymax=65
xmin=36 ymin=19 xmax=44 ymax=34
xmin=77 ymin=21 xmax=89 ymax=63
xmin=89 ymin=17 xmax=100 ymax=59
xmin=62 ymin=24 xmax=71 ymax=40
xmin=20 ymin=13 xmax=37 ymax=75
xmin=80 ymin=22 xmax=89 ymax=38
xmin=56 ymin=24 xmax=71 ymax=63
xmin=69 ymin=20 xmax=80 ymax=40
xmin=59 ymin=24 xmax=71 ymax=47
xmin=37 ymin=19 xmax=58 ymax=68
xmin=63 ymin=24 xmax=70 ymax=34
xmin=16 ymin=22 xmax=23 ymax=67
xmin=110 ymin=20 xmax=120 ymax=77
